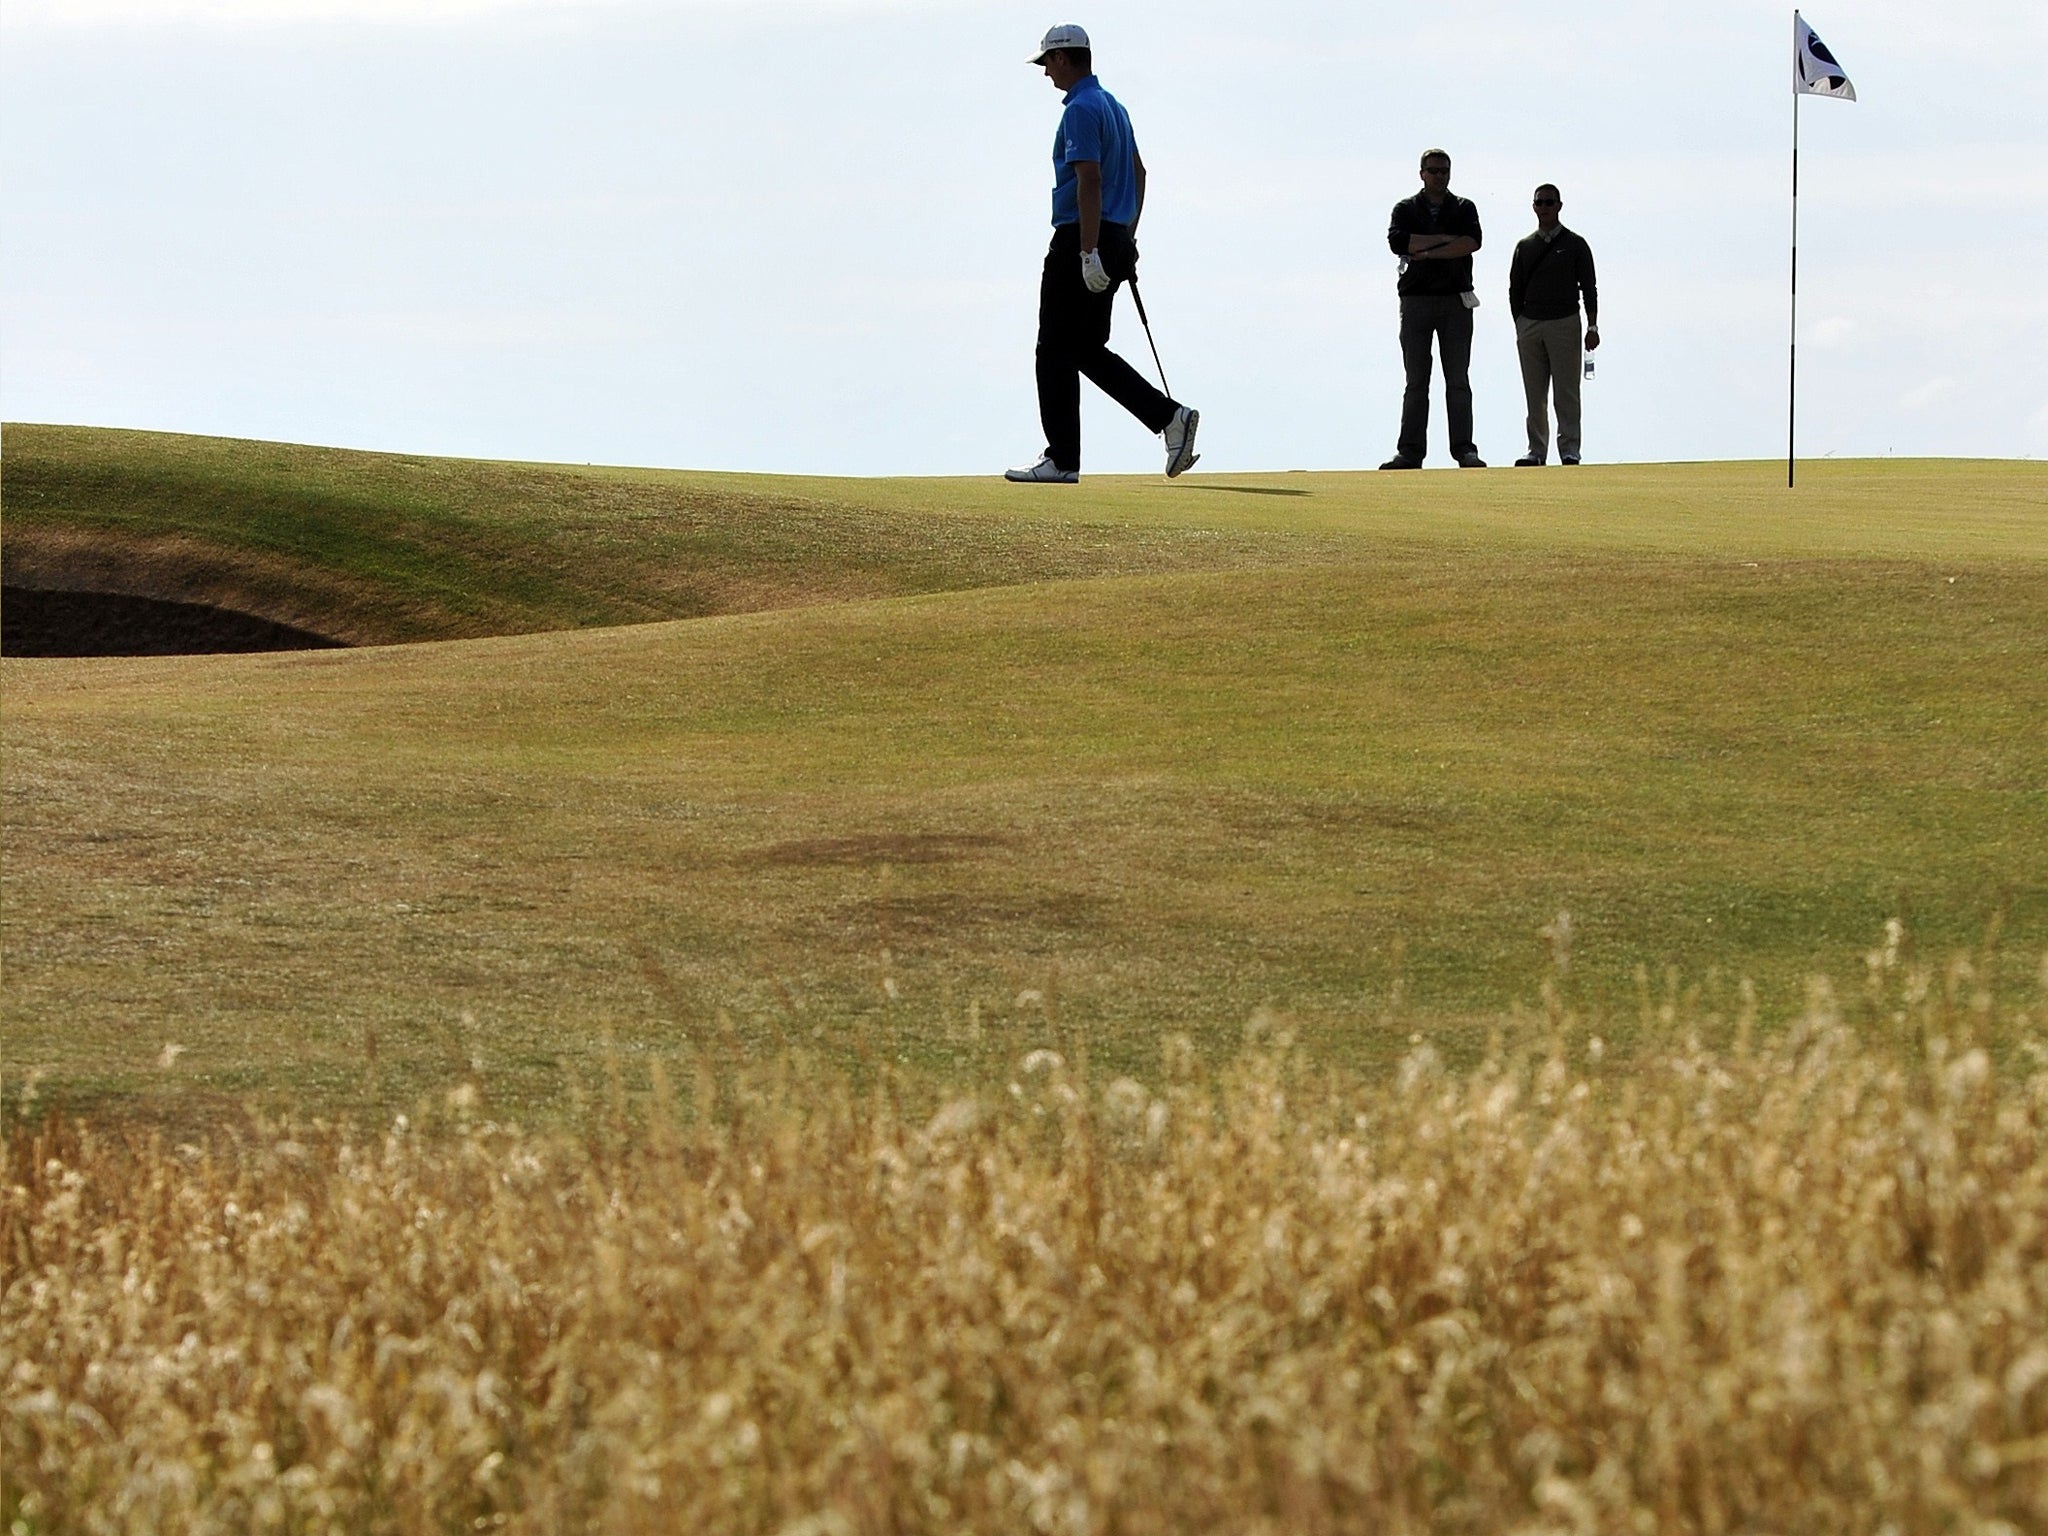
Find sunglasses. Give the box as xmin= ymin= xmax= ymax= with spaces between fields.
xmin=1533 ymin=198 xmax=1560 ymax=206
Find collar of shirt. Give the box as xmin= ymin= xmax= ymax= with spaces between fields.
xmin=1062 ymin=74 xmax=1101 ymax=105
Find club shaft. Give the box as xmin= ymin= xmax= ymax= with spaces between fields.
xmin=1128 ymin=279 xmax=1171 ymax=400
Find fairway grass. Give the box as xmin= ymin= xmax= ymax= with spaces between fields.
xmin=4 ymin=428 xmax=2045 ymax=1117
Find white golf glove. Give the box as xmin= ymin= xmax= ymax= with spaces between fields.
xmin=1080 ymin=250 xmax=1111 ymax=293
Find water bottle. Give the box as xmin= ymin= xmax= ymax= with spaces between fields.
xmin=1582 ymin=354 xmax=1595 ymax=380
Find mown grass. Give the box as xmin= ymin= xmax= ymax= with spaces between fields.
xmin=4 ymin=429 xmax=2046 ymax=1118
xmin=5 ymin=971 xmax=2045 ymax=1534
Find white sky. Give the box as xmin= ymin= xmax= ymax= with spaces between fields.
xmin=2 ymin=0 xmax=2044 ymax=474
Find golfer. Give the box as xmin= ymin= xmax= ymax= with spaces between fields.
xmin=1007 ymin=23 xmax=1199 ymax=483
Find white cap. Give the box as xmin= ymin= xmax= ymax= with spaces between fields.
xmin=1029 ymin=23 xmax=1090 ymax=63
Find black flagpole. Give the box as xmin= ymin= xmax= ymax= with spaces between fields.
xmin=1788 ymin=83 xmax=1800 ymax=489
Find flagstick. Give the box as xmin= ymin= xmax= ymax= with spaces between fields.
xmin=1788 ymin=86 xmax=1800 ymax=489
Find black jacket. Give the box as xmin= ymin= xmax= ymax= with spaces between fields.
xmin=1508 ymin=226 xmax=1598 ymax=323
xmin=1388 ymin=192 xmax=1482 ymax=298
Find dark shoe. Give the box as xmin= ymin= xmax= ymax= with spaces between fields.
xmin=1457 ymin=453 xmax=1487 ymax=469
xmin=1514 ymin=455 xmax=1544 ymax=467
xmin=1561 ymin=455 xmax=1581 ymax=465
xmin=1378 ymin=456 xmax=1422 ymax=470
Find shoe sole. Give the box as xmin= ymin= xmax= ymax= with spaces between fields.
xmin=1164 ymin=410 xmax=1200 ymax=478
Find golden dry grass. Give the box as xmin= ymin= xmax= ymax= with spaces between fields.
xmin=7 ymin=960 xmax=2045 ymax=1534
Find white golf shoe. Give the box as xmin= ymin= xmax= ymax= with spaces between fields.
xmin=1005 ymin=454 xmax=1079 ymax=484
xmin=1162 ymin=406 xmax=1200 ymax=478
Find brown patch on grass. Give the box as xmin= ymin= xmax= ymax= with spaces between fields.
xmin=859 ymin=889 xmax=1109 ymax=943
xmin=751 ymin=832 xmax=1012 ymax=867
xmin=1211 ymin=789 xmax=1445 ymax=837
xmin=886 ymin=889 xmax=1105 ymax=927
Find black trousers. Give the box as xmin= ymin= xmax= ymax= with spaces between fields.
xmin=1397 ymin=294 xmax=1477 ymax=463
xmin=1036 ymin=222 xmax=1178 ymax=473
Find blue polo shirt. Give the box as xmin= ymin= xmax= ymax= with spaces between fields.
xmin=1050 ymin=75 xmax=1141 ymax=228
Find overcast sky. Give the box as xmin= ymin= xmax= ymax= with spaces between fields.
xmin=3 ymin=0 xmax=2044 ymax=475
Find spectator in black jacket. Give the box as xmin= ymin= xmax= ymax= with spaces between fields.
xmin=1382 ymin=149 xmax=1485 ymax=469
xmin=1508 ymin=184 xmax=1600 ymax=465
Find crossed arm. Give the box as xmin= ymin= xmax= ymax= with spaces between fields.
xmin=1390 ymin=204 xmax=1480 ymax=262
xmin=1405 ymin=232 xmax=1478 ymax=259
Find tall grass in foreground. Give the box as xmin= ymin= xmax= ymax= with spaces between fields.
xmin=6 ymin=966 xmax=2046 ymax=1534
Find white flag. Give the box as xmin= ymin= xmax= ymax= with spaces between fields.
xmin=1795 ymin=12 xmax=1857 ymax=100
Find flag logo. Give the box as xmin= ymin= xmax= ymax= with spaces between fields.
xmin=1795 ymin=12 xmax=1857 ymax=100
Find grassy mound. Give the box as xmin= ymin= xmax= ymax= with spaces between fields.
xmin=7 ymin=423 xmax=2043 ymax=644
xmin=3 ymin=424 xmax=1372 ymax=645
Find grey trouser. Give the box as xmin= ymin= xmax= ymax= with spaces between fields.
xmin=1516 ymin=314 xmax=1583 ymax=462
xmin=1398 ymin=294 xmax=1476 ymax=463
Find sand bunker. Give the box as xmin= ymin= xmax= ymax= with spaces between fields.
xmin=1 ymin=587 xmax=346 ymax=658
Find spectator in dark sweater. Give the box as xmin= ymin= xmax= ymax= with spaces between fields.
xmin=1381 ymin=149 xmax=1486 ymax=469
xmin=1507 ymin=184 xmax=1600 ymax=465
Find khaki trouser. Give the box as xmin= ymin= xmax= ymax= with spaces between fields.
xmin=1515 ymin=314 xmax=1583 ymax=462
